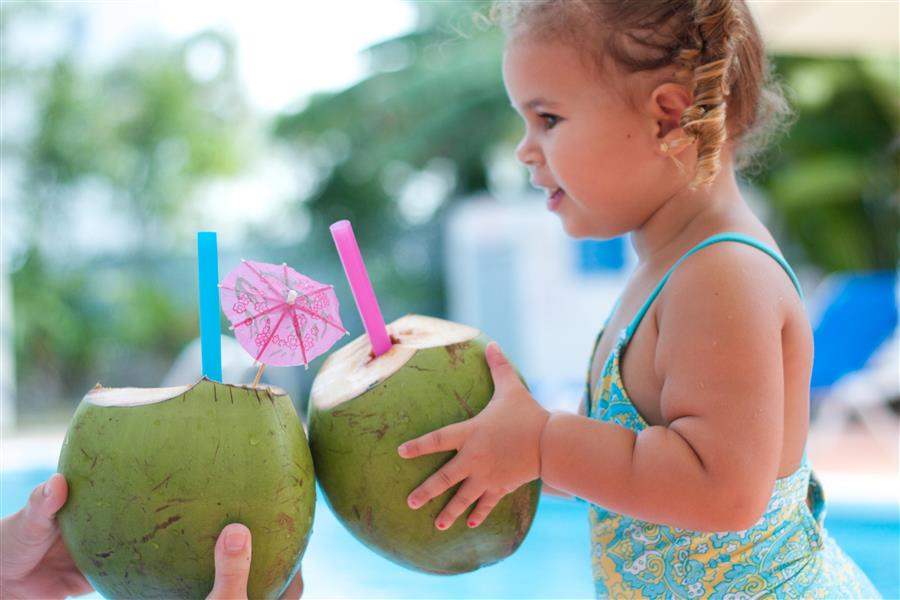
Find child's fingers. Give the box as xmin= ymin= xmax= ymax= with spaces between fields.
xmin=279 ymin=569 xmax=303 ymax=600
xmin=433 ymin=479 xmax=483 ymax=530
xmin=398 ymin=421 xmax=468 ymax=459
xmin=485 ymin=342 xmax=519 ymax=392
xmin=466 ymin=491 xmax=503 ymax=528
xmin=406 ymin=455 xmax=468 ymax=510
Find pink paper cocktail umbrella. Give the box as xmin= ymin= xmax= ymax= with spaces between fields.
xmin=219 ymin=259 xmax=347 ymax=384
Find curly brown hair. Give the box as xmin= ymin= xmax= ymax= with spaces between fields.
xmin=489 ymin=0 xmax=792 ymax=188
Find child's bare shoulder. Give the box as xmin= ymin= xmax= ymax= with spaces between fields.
xmin=652 ymin=238 xmax=806 ymax=387
xmin=658 ymin=238 xmax=802 ymax=327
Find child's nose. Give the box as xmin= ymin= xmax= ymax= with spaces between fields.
xmin=515 ymin=135 xmax=542 ymax=167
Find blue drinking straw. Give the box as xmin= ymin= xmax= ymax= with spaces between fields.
xmin=197 ymin=231 xmax=222 ymax=381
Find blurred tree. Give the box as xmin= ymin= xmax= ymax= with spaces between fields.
xmin=758 ymin=56 xmax=898 ymax=271
xmin=275 ymin=1 xmax=897 ymax=279
xmin=2 ymin=3 xmax=255 ymax=412
xmin=273 ymin=1 xmax=513 ymax=320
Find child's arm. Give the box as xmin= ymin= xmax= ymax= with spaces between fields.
xmin=540 ymin=483 xmax=574 ymax=498
xmin=539 ymin=394 xmax=587 ymax=499
xmin=541 ymin=248 xmax=791 ymax=530
xmin=400 ymin=247 xmax=792 ymax=532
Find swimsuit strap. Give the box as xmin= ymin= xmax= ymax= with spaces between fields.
xmin=622 ymin=232 xmax=803 ymax=345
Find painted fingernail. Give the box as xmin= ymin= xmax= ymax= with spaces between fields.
xmin=436 ymin=521 xmax=447 ymax=530
xmin=408 ymin=497 xmax=419 ymax=509
xmin=468 ymin=520 xmax=477 ymax=528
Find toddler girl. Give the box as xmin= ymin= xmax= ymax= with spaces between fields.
xmin=398 ymin=1 xmax=880 ymax=597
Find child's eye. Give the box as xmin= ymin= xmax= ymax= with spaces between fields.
xmin=538 ymin=113 xmax=561 ymax=130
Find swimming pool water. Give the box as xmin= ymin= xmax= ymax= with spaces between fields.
xmin=2 ymin=468 xmax=897 ymax=598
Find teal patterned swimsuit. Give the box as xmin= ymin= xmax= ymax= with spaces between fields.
xmin=583 ymin=233 xmax=880 ymax=599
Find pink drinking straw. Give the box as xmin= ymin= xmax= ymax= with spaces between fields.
xmin=330 ymin=220 xmax=393 ymax=357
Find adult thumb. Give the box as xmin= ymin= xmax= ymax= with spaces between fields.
xmin=207 ymin=523 xmax=252 ymax=600
xmin=485 ymin=342 xmax=518 ymax=392
xmin=0 ymin=473 xmax=68 ymax=579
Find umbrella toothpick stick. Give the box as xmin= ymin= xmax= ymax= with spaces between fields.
xmin=252 ymin=363 xmax=266 ymax=388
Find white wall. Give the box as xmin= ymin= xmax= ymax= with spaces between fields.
xmin=444 ymin=194 xmax=636 ymax=410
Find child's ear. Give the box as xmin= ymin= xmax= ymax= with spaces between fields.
xmin=646 ymin=83 xmax=692 ymax=148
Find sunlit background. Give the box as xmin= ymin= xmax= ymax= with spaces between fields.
xmin=1 ymin=1 xmax=897 ymax=598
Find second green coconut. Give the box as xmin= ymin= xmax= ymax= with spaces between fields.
xmin=309 ymin=314 xmax=541 ymax=574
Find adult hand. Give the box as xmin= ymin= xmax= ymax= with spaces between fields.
xmin=0 ymin=473 xmax=94 ymax=599
xmin=0 ymin=473 xmax=303 ymax=600
xmin=399 ymin=342 xmax=550 ymax=530
xmin=206 ymin=523 xmax=304 ymax=600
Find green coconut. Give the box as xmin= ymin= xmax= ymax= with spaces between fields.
xmin=57 ymin=378 xmax=315 ymax=599
xmin=309 ymin=314 xmax=540 ymax=574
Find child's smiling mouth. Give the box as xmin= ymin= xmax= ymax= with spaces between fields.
xmin=548 ymin=187 xmax=565 ymax=212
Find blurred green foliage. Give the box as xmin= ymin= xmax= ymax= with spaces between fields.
xmin=269 ymin=2 xmax=513 ymax=337
xmin=2 ymin=3 xmax=254 ymax=409
xmin=759 ymin=56 xmax=898 ymax=271
xmin=2 ymin=1 xmax=897 ymax=418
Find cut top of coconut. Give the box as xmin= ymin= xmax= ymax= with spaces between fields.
xmin=85 ymin=378 xmax=287 ymax=407
xmin=310 ymin=314 xmax=481 ymax=410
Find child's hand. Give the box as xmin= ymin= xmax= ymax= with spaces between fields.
xmin=398 ymin=342 xmax=550 ymax=530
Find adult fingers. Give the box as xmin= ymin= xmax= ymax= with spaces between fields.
xmin=398 ymin=421 xmax=468 ymax=459
xmin=21 ymin=473 xmax=67 ymax=539
xmin=0 ymin=473 xmax=68 ymax=579
xmin=206 ymin=523 xmax=252 ymax=600
xmin=406 ymin=454 xmax=469 ymax=510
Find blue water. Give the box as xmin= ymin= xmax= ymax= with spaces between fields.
xmin=3 ymin=468 xmax=897 ymax=598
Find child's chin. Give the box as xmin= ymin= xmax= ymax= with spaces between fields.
xmin=559 ymin=216 xmax=599 ymax=239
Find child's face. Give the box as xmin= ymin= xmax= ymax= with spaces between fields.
xmin=503 ymin=37 xmax=670 ymax=239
